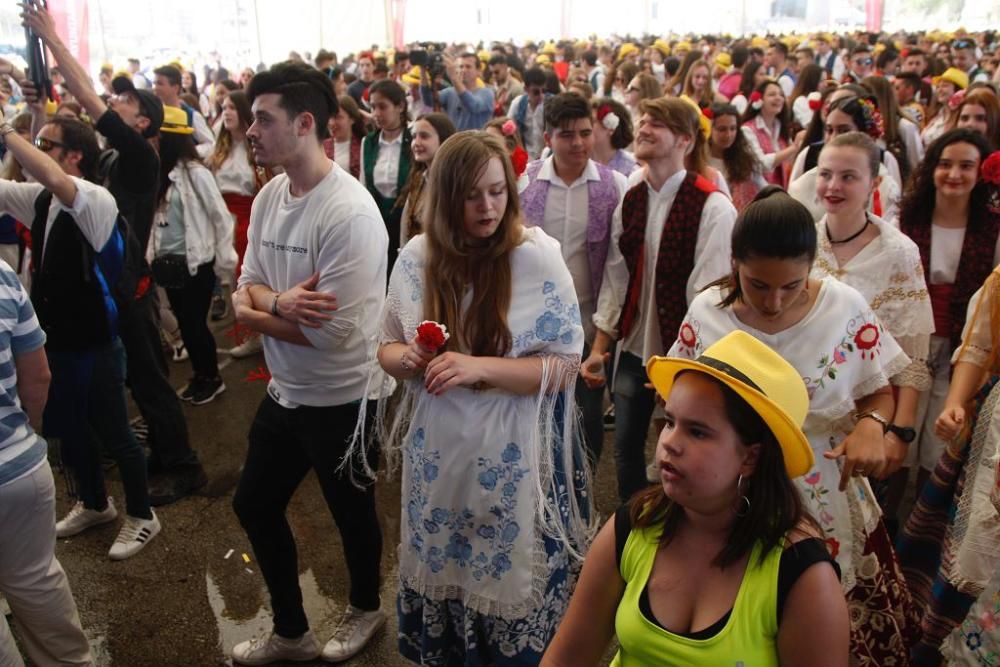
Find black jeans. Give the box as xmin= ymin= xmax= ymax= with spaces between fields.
xmin=612 ymin=352 xmax=657 ymax=503
xmin=118 ymin=289 xmax=199 ymax=472
xmin=164 ymin=261 xmax=218 ymax=380
xmin=232 ymin=395 xmax=382 ymax=638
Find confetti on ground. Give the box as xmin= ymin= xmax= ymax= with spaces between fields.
xmin=245 ymin=568 xmax=253 ymax=574
xmin=242 ymin=553 xmax=251 ymax=564
xmin=224 ymin=549 xmax=234 ymax=560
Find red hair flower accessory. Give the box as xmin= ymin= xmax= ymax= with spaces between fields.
xmin=511 ymin=145 xmax=529 ymax=177
xmin=750 ymin=91 xmax=763 ymax=110
xmin=596 ymin=103 xmax=620 ymax=131
xmin=982 ymin=151 xmax=1000 ymax=184
xmin=948 ymin=89 xmax=966 ymax=111
xmin=416 ymin=321 xmax=449 ymax=351
xmin=501 ymin=119 xmax=517 ymax=136
xmin=807 ymin=91 xmax=822 ymax=111
xmin=701 ymin=106 xmax=714 ymax=120
xmin=857 ymin=98 xmax=884 ymax=140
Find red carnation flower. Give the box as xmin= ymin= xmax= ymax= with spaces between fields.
xmin=749 ymin=91 xmax=762 ymax=103
xmin=982 ymin=151 xmax=1000 ymax=185
xmin=701 ymin=107 xmax=714 ymax=120
xmin=511 ymin=146 xmax=529 ymax=177
xmin=416 ymin=321 xmax=449 ymax=351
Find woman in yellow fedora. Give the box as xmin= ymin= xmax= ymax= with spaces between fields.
xmin=542 ymin=330 xmax=849 ymax=666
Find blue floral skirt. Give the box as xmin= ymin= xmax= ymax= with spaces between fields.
xmin=397 ymin=395 xmax=590 ymax=666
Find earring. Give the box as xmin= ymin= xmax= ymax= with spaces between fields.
xmin=735 ymin=474 xmax=750 ymax=517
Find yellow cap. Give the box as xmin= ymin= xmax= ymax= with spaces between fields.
xmin=653 ymin=39 xmax=671 ymax=56
xmin=715 ymin=52 xmax=732 ymax=68
xmin=541 ymin=42 xmax=557 ymax=55
xmin=401 ymin=66 xmax=421 ymax=86
xmin=618 ymin=43 xmax=639 ymax=61
xmin=675 ymin=40 xmax=692 ymax=53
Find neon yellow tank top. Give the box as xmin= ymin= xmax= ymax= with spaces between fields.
xmin=611 ymin=524 xmax=782 ymax=667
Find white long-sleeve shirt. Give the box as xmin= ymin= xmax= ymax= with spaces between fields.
xmin=593 ymin=169 xmax=737 ymax=361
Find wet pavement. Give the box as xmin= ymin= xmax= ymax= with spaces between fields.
xmin=14 ymin=319 xmax=639 ymax=666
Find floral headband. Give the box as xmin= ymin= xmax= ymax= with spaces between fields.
xmin=855 ymin=98 xmax=884 ymax=140
xmin=596 ymin=104 xmax=621 ymax=131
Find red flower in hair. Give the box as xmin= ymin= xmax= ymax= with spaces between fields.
xmin=981 ymin=151 xmax=1000 ymax=185
xmin=807 ymin=91 xmax=822 ymax=111
xmin=596 ymin=103 xmax=612 ymax=120
xmin=750 ymin=91 xmax=762 ymax=103
xmin=510 ymin=146 xmax=529 ymax=177
xmin=701 ymin=106 xmax=714 ymax=120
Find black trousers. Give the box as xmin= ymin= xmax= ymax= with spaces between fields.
xmin=118 ymin=289 xmax=199 ymax=471
xmin=232 ymin=395 xmax=382 ymax=638
xmin=164 ymin=261 xmax=219 ymax=381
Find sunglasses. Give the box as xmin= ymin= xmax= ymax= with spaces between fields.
xmin=953 ymin=39 xmax=975 ymax=50
xmin=35 ymin=137 xmax=65 ymax=152
xmin=854 ymin=58 xmax=873 ymax=66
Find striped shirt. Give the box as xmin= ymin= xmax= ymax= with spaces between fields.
xmin=0 ymin=260 xmax=47 ymax=487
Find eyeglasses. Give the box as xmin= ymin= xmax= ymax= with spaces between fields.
xmin=854 ymin=58 xmax=873 ymax=66
xmin=34 ymin=137 xmax=65 ymax=152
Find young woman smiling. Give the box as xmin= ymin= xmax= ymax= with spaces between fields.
xmin=739 ymin=80 xmax=804 ymax=186
xmin=810 ymin=132 xmax=934 ymax=529
xmin=398 ymin=112 xmax=456 ymax=247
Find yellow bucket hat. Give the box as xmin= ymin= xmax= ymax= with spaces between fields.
xmin=647 ymin=330 xmax=814 ymax=479
xmin=618 ymin=43 xmax=639 ymax=61
xmin=715 ymin=52 xmax=732 ymax=68
xmin=653 ymin=39 xmax=671 ymax=56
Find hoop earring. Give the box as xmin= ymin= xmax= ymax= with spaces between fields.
xmin=735 ymin=474 xmax=751 ymax=517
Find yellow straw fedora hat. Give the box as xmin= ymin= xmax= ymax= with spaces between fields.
xmin=646 ymin=330 xmax=814 ymax=478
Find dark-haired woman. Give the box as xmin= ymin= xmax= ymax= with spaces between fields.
xmin=730 ymin=60 xmax=767 ymax=115
xmin=204 ymin=90 xmax=270 ymax=357
xmin=360 ymin=79 xmax=412 ymax=272
xmin=325 ymin=94 xmax=366 ymax=180
xmin=591 ymin=98 xmax=637 ymax=176
xmin=367 ymin=132 xmax=590 ymax=664
xmin=543 ymin=330 xmax=849 ymax=666
xmin=740 ymin=80 xmax=804 ymax=186
xmin=789 ymin=63 xmax=825 ymax=129
xmin=708 ymin=103 xmax=765 ymax=211
xmin=667 ymin=187 xmax=918 ymax=664
xmin=895 ymin=130 xmax=1000 ymax=663
xmin=153 ymin=107 xmax=236 ymax=405
xmin=398 ymin=112 xmax=456 ymax=247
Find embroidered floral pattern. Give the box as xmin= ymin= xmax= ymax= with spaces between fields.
xmin=805 ymin=313 xmax=884 ymax=397
xmin=512 ymin=281 xmax=581 ymax=352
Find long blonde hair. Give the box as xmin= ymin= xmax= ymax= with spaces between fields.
xmin=423 ymin=132 xmax=523 ymax=357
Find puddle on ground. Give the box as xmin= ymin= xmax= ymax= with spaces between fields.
xmin=206 ymin=567 xmax=340 ymax=661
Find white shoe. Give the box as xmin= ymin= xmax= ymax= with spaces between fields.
xmin=321 ymin=606 xmax=386 ymax=662
xmin=108 ymin=511 xmax=161 ymax=560
xmin=56 ymin=498 xmax=118 ymax=538
xmin=232 ymin=630 xmax=321 ymax=665
xmin=228 ymin=334 xmax=263 ymax=358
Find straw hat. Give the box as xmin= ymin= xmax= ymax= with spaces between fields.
xmin=933 ymin=67 xmax=969 ymax=90
xmin=647 ymin=331 xmax=814 ymax=478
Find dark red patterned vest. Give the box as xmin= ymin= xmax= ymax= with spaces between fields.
xmin=617 ymin=171 xmax=717 ymax=353
xmin=900 ymin=211 xmax=999 ymax=349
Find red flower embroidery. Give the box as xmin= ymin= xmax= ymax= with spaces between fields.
xmin=416 ymin=321 xmax=449 ymax=351
xmin=679 ymin=322 xmax=697 ymax=348
xmin=825 ymin=537 xmax=840 ymax=559
xmin=854 ymin=323 xmax=880 ymax=356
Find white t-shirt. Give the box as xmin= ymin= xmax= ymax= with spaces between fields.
xmin=238 ymin=162 xmax=388 ymax=407
xmin=332 ymin=139 xmax=352 ymax=174
xmin=930 ymin=225 xmax=1000 ymax=285
xmin=214 ymin=141 xmax=257 ymax=196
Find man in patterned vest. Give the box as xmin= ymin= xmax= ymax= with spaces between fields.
xmin=519 ymin=93 xmax=628 ymax=464
xmin=584 ymin=97 xmax=737 ymax=502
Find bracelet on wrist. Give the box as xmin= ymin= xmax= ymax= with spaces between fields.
xmin=270 ymin=292 xmax=281 ymax=317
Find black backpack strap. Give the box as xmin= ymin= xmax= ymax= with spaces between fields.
xmin=614 ymin=504 xmax=632 ymax=572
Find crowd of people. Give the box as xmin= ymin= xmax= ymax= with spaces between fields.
xmin=1 ymin=2 xmax=1000 ymax=665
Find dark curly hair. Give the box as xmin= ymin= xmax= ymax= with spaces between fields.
xmin=710 ymin=103 xmax=759 ymax=184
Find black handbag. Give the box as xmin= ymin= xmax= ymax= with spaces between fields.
xmin=150 ymin=254 xmax=189 ymax=289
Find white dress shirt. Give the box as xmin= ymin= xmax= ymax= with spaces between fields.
xmin=594 ymin=169 xmax=737 ymax=360
xmin=360 ymin=132 xmax=403 ymax=199
xmin=520 ymin=158 xmax=628 ymax=342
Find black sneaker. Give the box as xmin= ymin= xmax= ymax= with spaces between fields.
xmin=190 ymin=376 xmax=226 ymax=406
xmin=210 ymin=293 xmax=229 ymax=321
xmin=177 ymin=378 xmax=198 ymax=402
xmin=148 ymin=466 xmax=209 ymax=506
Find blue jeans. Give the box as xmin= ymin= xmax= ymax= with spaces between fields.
xmin=44 ymin=338 xmax=151 ymax=519
xmin=612 ymin=352 xmax=657 ymax=503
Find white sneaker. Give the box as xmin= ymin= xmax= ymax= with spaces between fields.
xmin=321 ymin=606 xmax=386 ymax=662
xmin=108 ymin=511 xmax=161 ymax=560
xmin=228 ymin=334 xmax=263 ymax=358
xmin=56 ymin=498 xmax=118 ymax=538
xmin=232 ymin=630 xmax=321 ymax=665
